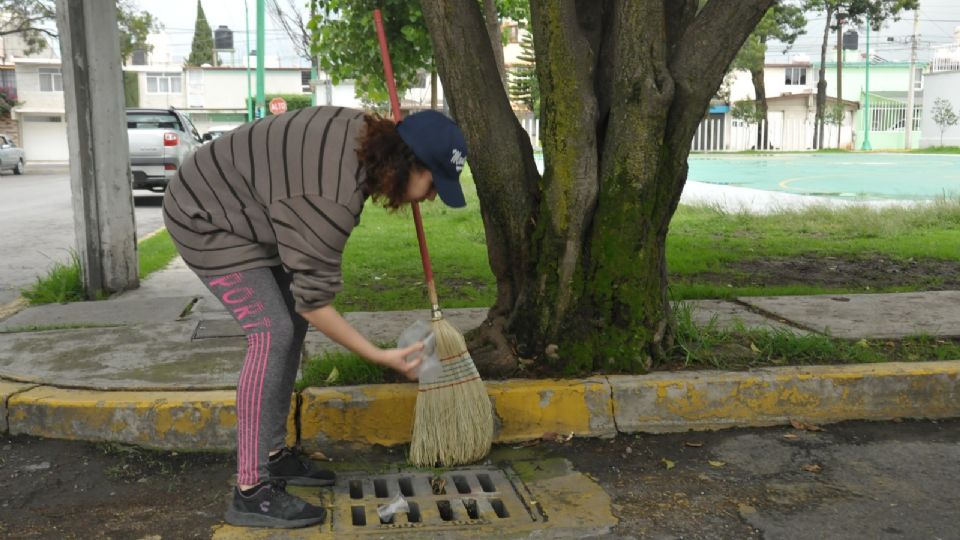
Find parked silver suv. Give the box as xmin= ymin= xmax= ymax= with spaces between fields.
xmin=126 ymin=108 xmax=202 ymax=192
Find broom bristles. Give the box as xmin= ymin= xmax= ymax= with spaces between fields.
xmin=409 ymin=318 xmax=494 ymax=467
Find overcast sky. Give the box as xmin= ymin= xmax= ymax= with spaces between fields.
xmin=137 ymin=0 xmax=312 ymax=67
xmin=132 ymin=0 xmax=960 ymax=66
xmin=767 ymin=0 xmax=960 ymax=63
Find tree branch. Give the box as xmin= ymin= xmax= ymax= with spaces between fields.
xmin=663 ymin=0 xmax=699 ymax=58
xmin=267 ymin=0 xmax=311 ymax=62
xmin=666 ymin=0 xmax=774 ymax=150
xmin=421 ymin=0 xmax=541 ymax=316
xmin=671 ymin=0 xmax=774 ymax=104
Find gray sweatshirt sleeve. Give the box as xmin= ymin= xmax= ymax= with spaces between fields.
xmin=268 ymin=194 xmax=359 ymax=311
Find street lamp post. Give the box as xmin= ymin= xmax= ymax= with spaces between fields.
xmin=862 ymin=13 xmax=872 ymax=150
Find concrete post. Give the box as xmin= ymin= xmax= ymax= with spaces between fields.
xmin=55 ymin=0 xmax=139 ymax=298
xmin=904 ymin=9 xmax=920 ymax=150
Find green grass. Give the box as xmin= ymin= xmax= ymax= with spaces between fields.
xmin=20 ymin=252 xmax=87 ymax=305
xmin=137 ymin=230 xmax=178 ymax=279
xmin=666 ymin=198 xmax=960 ymax=299
xmin=296 ymin=349 xmax=392 ymax=390
xmin=20 ymin=230 xmax=180 ymax=305
xmin=671 ymin=301 xmax=960 ymax=371
xmin=1 ymin=323 xmax=121 ymax=333
xmin=910 ymin=146 xmax=960 ymax=154
xmin=335 ymin=173 xmax=494 ymax=312
xmin=335 ymin=184 xmax=960 ymax=310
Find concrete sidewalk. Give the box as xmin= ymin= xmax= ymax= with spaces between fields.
xmin=0 ymin=257 xmax=958 ymax=451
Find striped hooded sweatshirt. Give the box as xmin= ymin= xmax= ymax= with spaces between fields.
xmin=161 ymin=106 xmax=368 ymax=312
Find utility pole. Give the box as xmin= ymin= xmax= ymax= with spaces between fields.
xmin=256 ymin=0 xmax=265 ymax=118
xmin=310 ymin=0 xmax=317 ymax=107
xmin=904 ymin=9 xmax=920 ymax=150
xmin=862 ymin=13 xmax=872 ymax=151
xmin=245 ymin=0 xmax=252 ymax=121
xmin=55 ymin=0 xmax=138 ymax=297
xmin=837 ymin=14 xmax=844 ymax=148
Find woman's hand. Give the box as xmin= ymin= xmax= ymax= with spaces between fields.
xmin=376 ymin=342 xmax=424 ymax=381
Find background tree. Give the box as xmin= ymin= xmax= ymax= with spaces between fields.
xmin=823 ymin=102 xmax=846 ymax=148
xmin=309 ymin=0 xmax=527 ymax=109
xmin=0 ymin=0 xmax=55 ymax=56
xmin=0 ymin=1 xmax=158 ymax=62
xmin=308 ymin=0 xmax=433 ymax=108
xmin=508 ymin=30 xmax=538 ymax=113
xmin=804 ymin=0 xmax=917 ymax=149
xmin=116 ymin=0 xmax=161 ymax=64
xmin=931 ymin=98 xmax=958 ymax=147
xmin=729 ymin=2 xmax=806 ymax=149
xmin=267 ymin=0 xmax=313 ymax=63
xmin=736 ymin=100 xmax=766 ymax=122
xmin=186 ymin=0 xmax=215 ymax=67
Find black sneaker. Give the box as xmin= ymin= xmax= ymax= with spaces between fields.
xmin=225 ymin=480 xmax=326 ymax=529
xmin=267 ymin=447 xmax=337 ymax=486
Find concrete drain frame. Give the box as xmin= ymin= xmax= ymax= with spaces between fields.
xmin=330 ymin=467 xmax=544 ymax=534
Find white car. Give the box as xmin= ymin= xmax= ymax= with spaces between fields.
xmin=202 ymin=124 xmax=241 ymax=142
xmin=0 ymin=134 xmax=25 ymax=175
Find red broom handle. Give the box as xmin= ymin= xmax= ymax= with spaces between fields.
xmin=373 ymin=9 xmax=440 ymax=311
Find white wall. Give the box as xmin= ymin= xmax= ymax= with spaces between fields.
xmin=12 ymin=63 xmax=65 ymax=111
xmin=20 ymin=114 xmax=68 ymax=161
xmin=137 ymin=69 xmax=187 ymax=109
xmin=186 ymin=68 xmax=306 ymax=110
xmin=919 ymin=70 xmax=960 ymax=148
xmin=727 ymin=65 xmax=816 ymax=104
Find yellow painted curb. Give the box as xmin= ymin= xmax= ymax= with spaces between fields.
xmin=0 ymin=297 xmax=28 ymax=321
xmin=610 ymin=360 xmax=960 ymax=433
xmin=0 ymin=380 xmax=37 ymax=432
xmin=300 ymin=384 xmax=418 ymax=448
xmin=7 ymin=386 xmax=296 ymax=450
xmin=299 ymin=378 xmax=615 ymax=450
xmin=487 ymin=378 xmax=615 ymax=443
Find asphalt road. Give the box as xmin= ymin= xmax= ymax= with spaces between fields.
xmin=0 ymin=168 xmax=166 ymax=305
xmin=1 ymin=420 xmax=957 ymax=538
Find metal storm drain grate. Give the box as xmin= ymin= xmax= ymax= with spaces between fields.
xmin=329 ymin=467 xmax=543 ymax=533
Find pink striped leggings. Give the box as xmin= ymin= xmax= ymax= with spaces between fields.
xmin=203 ymin=266 xmax=308 ymax=486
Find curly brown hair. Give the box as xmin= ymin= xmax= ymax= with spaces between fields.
xmin=356 ymin=114 xmax=424 ymax=210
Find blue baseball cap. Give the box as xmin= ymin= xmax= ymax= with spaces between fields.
xmin=396 ymin=110 xmax=468 ymax=208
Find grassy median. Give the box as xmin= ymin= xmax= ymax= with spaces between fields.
xmin=20 ymin=229 xmax=177 ymax=305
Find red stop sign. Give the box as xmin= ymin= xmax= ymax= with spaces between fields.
xmin=269 ymin=97 xmax=288 ymax=115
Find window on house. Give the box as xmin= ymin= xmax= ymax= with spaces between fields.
xmin=301 ymin=70 xmax=312 ymax=93
xmin=784 ymin=67 xmax=807 ymax=86
xmin=39 ymin=68 xmax=63 ymax=92
xmin=0 ymin=69 xmax=15 ymax=95
xmin=913 ymin=67 xmax=923 ymax=90
xmin=146 ymin=73 xmax=182 ymax=94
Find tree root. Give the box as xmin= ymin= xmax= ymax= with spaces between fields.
xmin=464 ymin=315 xmax=519 ymax=378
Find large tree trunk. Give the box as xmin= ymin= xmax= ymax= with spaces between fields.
xmin=751 ymin=67 xmax=769 ymax=149
xmin=420 ymin=0 xmax=773 ymax=375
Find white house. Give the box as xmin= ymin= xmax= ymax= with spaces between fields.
xmin=10 ymin=58 xmax=69 ymax=161
xmin=711 ymin=58 xmax=859 ymax=151
xmin=919 ymin=30 xmax=960 ymax=148
xmin=11 ymin=61 xmax=314 ymax=161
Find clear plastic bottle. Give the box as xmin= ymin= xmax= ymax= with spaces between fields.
xmin=397 ymin=320 xmax=440 ymax=383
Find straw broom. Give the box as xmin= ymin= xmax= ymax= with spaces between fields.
xmin=373 ymin=10 xmax=493 ymax=467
